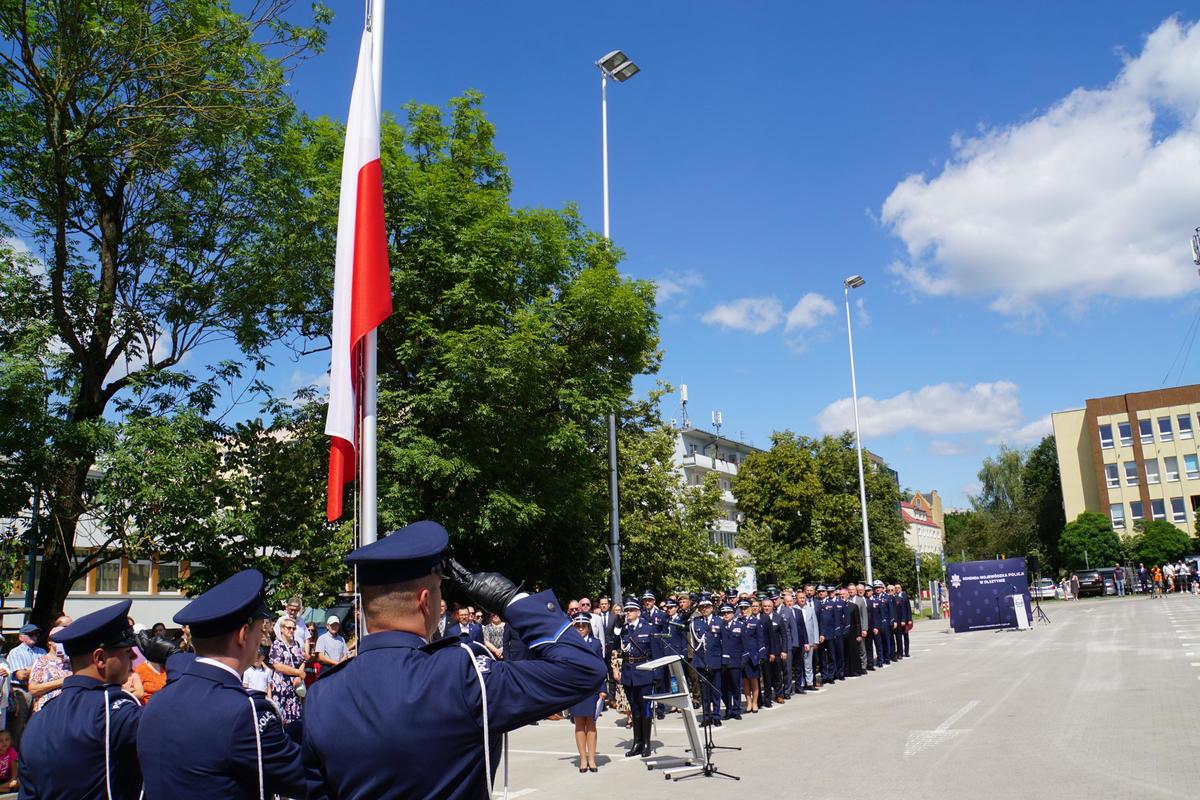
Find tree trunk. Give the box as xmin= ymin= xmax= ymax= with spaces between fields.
xmin=29 ymin=456 xmax=93 ymax=633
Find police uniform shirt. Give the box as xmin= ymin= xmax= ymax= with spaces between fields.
xmin=138 ymin=657 xmax=302 ymax=800
xmin=741 ymin=612 xmax=762 ymax=666
xmin=689 ymin=614 xmax=722 ymax=670
xmin=719 ymin=615 xmax=745 ymax=667
xmin=18 ymin=675 xmax=142 ymax=800
xmin=303 ymin=590 xmax=605 ymax=800
xmin=817 ymin=597 xmax=836 ymax=638
xmin=620 ymin=616 xmax=655 ymax=687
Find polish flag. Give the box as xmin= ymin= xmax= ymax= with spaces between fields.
xmin=325 ymin=30 xmax=392 ymax=521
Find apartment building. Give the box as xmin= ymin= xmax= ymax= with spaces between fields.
xmin=901 ymin=490 xmax=945 ymax=555
xmin=1051 ymin=385 xmax=1200 ymax=535
xmin=673 ymin=427 xmax=761 ymax=550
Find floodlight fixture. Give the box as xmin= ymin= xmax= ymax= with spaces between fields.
xmin=844 ymin=274 xmax=866 ymax=289
xmin=597 ymin=50 xmax=639 ymax=82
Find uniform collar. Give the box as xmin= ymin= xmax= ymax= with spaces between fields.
xmin=63 ymin=674 xmax=107 ymax=690
xmin=359 ymin=629 xmax=429 ymax=653
xmin=186 ymin=657 xmax=244 ymax=688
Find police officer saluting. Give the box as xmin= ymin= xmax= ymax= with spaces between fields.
xmin=19 ymin=600 xmax=143 ymax=799
xmin=139 ymin=569 xmax=302 ymax=799
xmin=302 ymin=521 xmax=605 ymax=798
xmin=619 ymin=596 xmax=656 ymax=757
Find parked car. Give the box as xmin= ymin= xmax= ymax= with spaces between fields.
xmin=1029 ymin=577 xmax=1057 ymax=599
xmin=1072 ymin=570 xmax=1106 ymax=597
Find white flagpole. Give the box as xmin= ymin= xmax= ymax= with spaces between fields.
xmin=361 ymin=0 xmax=385 ymax=547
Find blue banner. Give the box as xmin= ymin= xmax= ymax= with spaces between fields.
xmin=947 ymin=557 xmax=1032 ymax=632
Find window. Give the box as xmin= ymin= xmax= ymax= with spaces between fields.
xmin=1185 ymin=453 xmax=1199 ymax=480
xmin=1151 ymin=499 xmax=1166 ymax=521
xmin=1105 ymin=464 xmax=1120 ymax=488
xmin=1145 ymin=459 xmax=1160 ymax=485
xmin=1158 ymin=416 xmax=1173 ymax=442
xmin=1179 ymin=415 xmax=1193 ymax=440
xmin=1110 ymin=503 xmax=1126 ymax=529
xmin=1140 ymin=419 xmax=1154 ymax=444
xmin=1118 ymin=422 xmax=1133 ymax=446
xmin=1171 ymin=497 xmax=1187 ymax=524
xmin=96 ymin=560 xmax=121 ymax=592
xmin=1130 ymin=501 xmax=1144 ymax=523
xmin=1165 ymin=456 xmax=1180 ymax=482
xmin=1124 ymin=461 xmax=1139 ymax=487
xmin=127 ymin=559 xmax=152 ymax=593
xmin=1099 ymin=424 xmax=1114 ymax=449
xmin=157 ymin=562 xmax=180 ymax=592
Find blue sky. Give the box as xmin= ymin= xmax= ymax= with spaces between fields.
xmin=267 ymin=2 xmax=1200 ymax=506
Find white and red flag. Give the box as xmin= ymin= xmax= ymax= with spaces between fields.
xmin=325 ymin=29 xmax=392 ymax=521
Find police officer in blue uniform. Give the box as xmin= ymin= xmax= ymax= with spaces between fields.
xmin=619 ymin=597 xmax=656 ymax=757
xmin=301 ymin=521 xmax=605 ymax=798
xmin=640 ymin=589 xmax=668 ymax=720
xmin=19 ymin=600 xmax=142 ymax=799
xmin=831 ymin=585 xmax=848 ymax=681
xmin=717 ymin=602 xmax=744 ymax=720
xmin=688 ymin=596 xmax=723 ymax=727
xmin=895 ymin=582 xmax=913 ymax=658
xmin=661 ymin=597 xmax=688 ymax=668
xmin=815 ymin=585 xmax=835 ymax=684
xmin=873 ymin=580 xmax=893 ymax=665
xmin=739 ymin=598 xmax=762 ymax=712
xmin=139 ymin=569 xmax=304 ymax=800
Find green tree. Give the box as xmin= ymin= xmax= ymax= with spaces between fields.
xmin=1022 ymin=435 xmax=1066 ymax=568
xmin=733 ymin=431 xmax=911 ymax=584
xmin=277 ymin=97 xmax=661 ymax=597
xmin=1131 ymin=521 xmax=1193 ymax=566
xmin=1058 ymin=512 xmax=1121 ymax=570
xmin=971 ymin=445 xmax=1034 ymax=557
xmin=0 ymin=1 xmax=330 ymax=629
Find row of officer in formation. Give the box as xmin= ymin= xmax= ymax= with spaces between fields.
xmin=16 ymin=521 xmax=607 ymax=799
xmin=614 ymin=580 xmax=914 ymax=755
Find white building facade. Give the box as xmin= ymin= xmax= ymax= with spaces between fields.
xmin=672 ymin=427 xmax=760 ymax=550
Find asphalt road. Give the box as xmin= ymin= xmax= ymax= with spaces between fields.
xmin=496 ymin=593 xmax=1200 ymax=799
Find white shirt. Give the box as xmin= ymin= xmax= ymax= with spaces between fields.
xmin=242 ymin=664 xmax=272 ymax=693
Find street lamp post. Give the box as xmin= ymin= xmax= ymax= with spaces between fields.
xmin=844 ymin=275 xmax=873 ymax=583
xmin=597 ymin=50 xmax=639 ymax=607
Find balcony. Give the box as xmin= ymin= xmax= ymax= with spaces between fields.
xmin=681 ymin=453 xmax=740 ymax=475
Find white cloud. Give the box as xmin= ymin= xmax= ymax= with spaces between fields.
xmin=785 ymin=293 xmax=837 ymax=332
xmin=701 ymin=297 xmax=783 ymax=334
xmin=986 ymin=414 xmax=1053 ymax=446
xmin=855 ymin=297 xmax=870 ymax=327
xmin=653 ymin=270 xmax=705 ymax=304
xmin=816 ymin=380 xmax=1023 ymax=438
xmin=881 ymin=17 xmax=1200 ymax=316
xmin=930 ymin=440 xmax=970 ymax=456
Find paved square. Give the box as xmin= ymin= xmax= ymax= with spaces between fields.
xmin=495 ymin=594 xmax=1200 ymax=799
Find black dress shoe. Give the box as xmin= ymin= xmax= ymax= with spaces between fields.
xmin=731 ymin=713 xmax=743 ymax=720
xmin=713 ymin=719 xmax=722 ymax=727
xmin=589 ymin=767 xmax=598 ymax=773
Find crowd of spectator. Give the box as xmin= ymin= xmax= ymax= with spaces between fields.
xmin=0 ymin=594 xmax=354 ymax=765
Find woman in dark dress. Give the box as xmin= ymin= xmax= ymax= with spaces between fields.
xmin=569 ymin=612 xmax=605 ymax=773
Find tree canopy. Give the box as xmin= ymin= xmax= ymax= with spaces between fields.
xmin=1125 ymin=521 xmax=1193 ymax=566
xmin=733 ymin=431 xmax=912 ymax=587
xmin=1058 ymin=512 xmax=1121 ymax=571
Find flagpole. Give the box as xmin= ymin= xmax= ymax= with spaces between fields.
xmin=361 ymin=0 xmax=385 ymax=547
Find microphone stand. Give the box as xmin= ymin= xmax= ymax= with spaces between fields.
xmin=653 ymin=627 xmax=741 ymax=781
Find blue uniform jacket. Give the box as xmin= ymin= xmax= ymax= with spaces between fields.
xmin=19 ymin=676 xmax=141 ymax=800
xmin=689 ymin=614 xmax=723 ymax=670
xmin=643 ymin=606 xmax=665 ymax=659
xmin=619 ymin=617 xmax=656 ymax=687
xmin=817 ymin=598 xmax=836 ymax=638
xmin=138 ymin=658 xmax=304 ymax=800
xmin=303 ymin=590 xmax=604 ymax=800
xmin=877 ymin=593 xmax=894 ymax=629
xmin=832 ymin=598 xmax=849 ymax=635
xmin=894 ymin=592 xmax=912 ymax=623
xmin=719 ymin=617 xmax=746 ymax=668
xmin=665 ymin=612 xmax=688 ymax=660
xmin=741 ymin=613 xmax=762 ymax=667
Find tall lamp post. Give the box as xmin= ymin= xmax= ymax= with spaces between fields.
xmin=844 ymin=275 xmax=873 ymax=583
xmin=597 ymin=50 xmax=639 ymax=607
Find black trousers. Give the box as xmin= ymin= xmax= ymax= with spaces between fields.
xmin=695 ymin=665 xmax=722 ymax=722
xmin=790 ymin=646 xmax=806 ymax=692
xmin=759 ymin=658 xmax=775 ymax=705
xmin=625 ymin=682 xmax=651 ymax=719
xmin=720 ymin=665 xmax=742 ymax=715
xmin=842 ymin=634 xmax=859 ymax=675
xmin=892 ymin=626 xmax=904 ymax=658
xmin=899 ymin=624 xmax=910 ymax=657
xmin=818 ymin=638 xmax=833 ymax=682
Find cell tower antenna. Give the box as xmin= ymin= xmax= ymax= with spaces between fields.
xmin=680 ymin=384 xmax=691 ymax=428
xmin=712 ymin=410 xmax=723 ymax=436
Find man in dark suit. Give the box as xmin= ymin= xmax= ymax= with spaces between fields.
xmin=446 ymin=606 xmax=484 ymax=645
xmin=432 ymin=599 xmax=454 ymax=641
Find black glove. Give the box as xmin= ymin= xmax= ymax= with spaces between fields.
xmin=440 ymin=557 xmax=522 ymax=613
xmin=136 ymin=631 xmax=180 ymax=664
